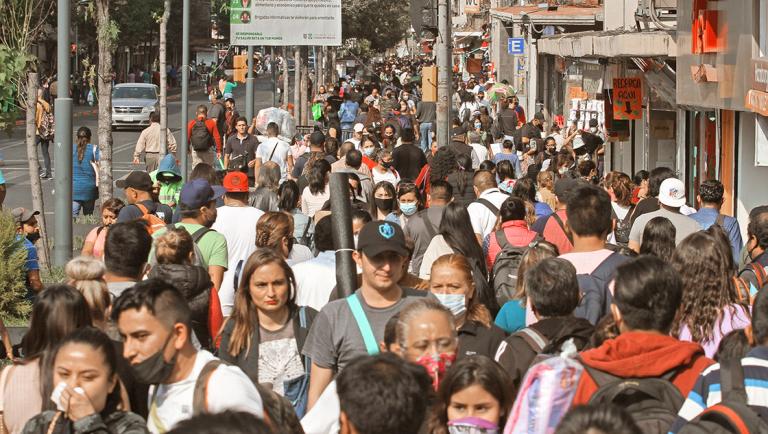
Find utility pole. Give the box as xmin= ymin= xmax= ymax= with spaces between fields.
xmin=246 ymin=46 xmax=255 ymax=121
xmin=435 ymin=0 xmax=452 ymax=148
xmin=180 ymin=0 xmax=190 ymax=178
xmin=271 ymin=46 xmax=277 ymax=107
xmin=54 ymin=0 xmax=73 ymax=265
xmin=294 ymin=47 xmax=301 ymax=122
xmin=283 ymin=47 xmax=290 ymax=108
xmin=300 ymin=47 xmax=309 ymax=125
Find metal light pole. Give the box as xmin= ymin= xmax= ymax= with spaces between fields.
xmin=54 ymin=0 xmax=73 ymax=265
xmin=180 ymin=0 xmax=190 ymax=178
xmin=246 ymin=46 xmax=254 ymax=121
xmin=436 ymin=0 xmax=452 ymax=148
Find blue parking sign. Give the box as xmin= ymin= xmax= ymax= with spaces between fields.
xmin=508 ymin=38 xmax=525 ymax=55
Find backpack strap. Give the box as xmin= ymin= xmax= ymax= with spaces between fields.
xmin=475 ymin=198 xmax=499 ymax=216
xmin=192 ymin=360 xmax=225 ymax=415
xmin=232 ymin=259 xmax=244 ymax=290
xmin=747 ymin=262 xmax=768 ymax=289
xmin=422 ymin=211 xmax=438 ymax=239
xmin=513 ymin=327 xmax=549 ymax=354
xmin=720 ymin=357 xmax=749 ymax=404
xmin=345 ymin=293 xmax=380 ymax=355
xmin=135 ymin=202 xmax=151 ymax=216
xmin=267 ymin=140 xmax=279 ymax=162
xmin=550 ymin=212 xmax=574 ymax=245
xmin=191 ymin=227 xmax=213 ymax=244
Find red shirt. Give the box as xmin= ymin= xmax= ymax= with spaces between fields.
xmin=541 ymin=209 xmax=573 ymax=255
xmin=485 ymin=220 xmax=539 ymax=270
xmin=362 ymin=155 xmax=376 ymax=170
xmin=187 ymin=115 xmax=223 ymax=153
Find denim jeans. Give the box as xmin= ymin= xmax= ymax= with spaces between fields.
xmin=36 ymin=135 xmax=52 ymax=174
xmin=419 ymin=122 xmax=433 ymax=152
xmin=72 ymin=200 xmax=95 ymax=217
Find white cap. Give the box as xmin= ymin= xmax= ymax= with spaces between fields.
xmin=353 ymin=123 xmax=365 ymax=133
xmin=658 ymin=178 xmax=686 ymax=208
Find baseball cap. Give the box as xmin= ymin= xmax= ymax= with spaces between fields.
xmin=450 ymin=126 xmax=466 ymax=139
xmin=116 ymin=171 xmax=154 ymax=192
xmin=554 ymin=177 xmax=581 ymax=201
xmin=658 ymin=178 xmax=686 ymax=208
xmin=223 ymin=171 xmax=249 ymax=193
xmin=533 ymin=112 xmax=546 ymax=122
xmin=179 ymin=178 xmax=226 ymax=209
xmin=357 ymin=221 xmax=408 ymax=258
xmin=353 ymin=123 xmax=365 ymax=133
xmin=11 ymin=207 xmax=39 ymax=225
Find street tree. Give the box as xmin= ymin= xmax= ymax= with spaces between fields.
xmin=159 ymin=0 xmax=171 ymax=154
xmin=94 ymin=0 xmax=119 ymax=202
xmin=341 ymin=0 xmax=409 ymax=53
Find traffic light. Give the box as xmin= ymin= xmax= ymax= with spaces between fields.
xmin=233 ymin=54 xmax=247 ymax=83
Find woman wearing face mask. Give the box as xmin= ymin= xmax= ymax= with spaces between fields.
xmin=428 ymin=254 xmax=506 ymax=360
xmin=360 ymin=137 xmax=379 ymax=170
xmin=369 ymin=181 xmax=399 ymax=223
xmin=1 ymin=286 xmax=92 ymax=434
xmin=82 ymin=198 xmax=124 ymax=259
xmin=396 ymin=299 xmax=459 ymax=391
xmin=396 ymin=183 xmax=422 ymax=229
xmin=218 ymin=248 xmax=317 ymax=418
xmin=427 ymin=356 xmax=514 ymax=434
xmin=496 ymin=160 xmax=516 ymax=194
xmin=371 ymin=149 xmax=401 ymax=186
xmin=256 ymin=212 xmax=313 ymax=265
xmin=24 ymin=327 xmax=148 ymax=434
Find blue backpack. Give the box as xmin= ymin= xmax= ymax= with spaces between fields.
xmin=573 ymin=252 xmax=629 ymax=325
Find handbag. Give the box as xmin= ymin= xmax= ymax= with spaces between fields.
xmin=90 ymin=145 xmax=100 ymax=188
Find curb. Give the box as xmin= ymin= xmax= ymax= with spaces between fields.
xmin=14 ymin=88 xmax=203 ymax=127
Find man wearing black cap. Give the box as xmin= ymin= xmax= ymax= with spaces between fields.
xmin=447 ymin=121 xmax=480 ymax=169
xmin=116 ymin=171 xmax=174 ymax=224
xmin=302 ymin=220 xmax=430 ymax=411
xmin=11 ymin=207 xmax=43 ymax=299
xmin=515 ymin=111 xmax=545 ymax=158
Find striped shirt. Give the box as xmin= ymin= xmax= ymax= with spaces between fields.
xmin=669 ymin=346 xmax=768 ymax=433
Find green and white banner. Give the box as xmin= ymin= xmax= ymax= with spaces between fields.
xmin=230 ymin=0 xmax=341 ymax=46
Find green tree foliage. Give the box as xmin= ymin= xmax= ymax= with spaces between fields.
xmin=0 ymin=211 xmax=33 ymax=321
xmin=0 ymin=46 xmax=30 ymax=134
xmin=342 ymin=0 xmax=410 ymax=53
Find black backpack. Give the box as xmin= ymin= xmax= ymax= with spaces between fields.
xmin=678 ymin=358 xmax=768 ymax=434
xmin=612 ymin=204 xmax=635 ymax=246
xmin=582 ymin=361 xmax=685 ymax=434
xmin=190 ymin=119 xmax=213 ymax=151
xmin=489 ymin=230 xmax=541 ymax=306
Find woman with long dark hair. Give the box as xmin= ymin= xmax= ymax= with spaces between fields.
xmin=278 ymin=180 xmax=311 ymax=245
xmin=1 ymin=285 xmax=92 ymax=434
xmin=671 ymin=230 xmax=751 ymax=357
xmin=72 ymin=126 xmax=100 ymax=216
xmin=24 ymin=327 xmax=148 ymax=434
xmin=249 ymin=161 xmax=281 ymax=212
xmin=511 ymin=178 xmax=552 ymax=219
xmin=369 ymin=181 xmax=398 ymax=222
xmin=604 ymin=171 xmax=635 ymax=247
xmin=300 ymin=159 xmax=331 ymax=218
xmin=426 ymin=356 xmax=514 ymax=434
xmin=82 ymin=198 xmax=124 ymax=259
xmin=431 ymin=147 xmax=475 ymax=207
xmin=395 ymin=182 xmax=423 ymax=229
xmin=639 ymin=216 xmax=676 ymax=261
xmin=218 ymin=249 xmax=317 ymax=417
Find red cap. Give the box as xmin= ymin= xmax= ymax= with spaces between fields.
xmin=223 ymin=171 xmax=249 ymax=193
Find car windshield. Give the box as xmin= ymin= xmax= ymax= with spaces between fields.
xmin=112 ymin=87 xmax=156 ymax=100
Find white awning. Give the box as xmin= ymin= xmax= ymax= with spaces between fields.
xmin=453 ymin=31 xmax=483 ymax=37
xmin=538 ymin=30 xmax=676 ymax=58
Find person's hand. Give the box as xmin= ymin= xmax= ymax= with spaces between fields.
xmin=216 ymin=152 xmax=222 ymax=160
xmin=132 ymin=157 xmax=140 ymax=165
xmin=248 ymin=159 xmax=257 ymax=168
xmin=62 ymin=386 xmax=96 ymax=422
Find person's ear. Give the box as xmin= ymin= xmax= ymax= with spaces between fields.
xmin=610 ymin=304 xmax=623 ymax=329
xmin=353 ymin=250 xmax=363 ymax=267
xmin=696 ymin=194 xmax=702 ymax=207
xmin=339 ymin=411 xmax=355 ymax=434
xmin=172 ymin=323 xmax=189 ymax=350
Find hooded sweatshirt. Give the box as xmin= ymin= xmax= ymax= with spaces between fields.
xmin=572 ymin=331 xmax=714 ymax=406
xmin=153 ymin=154 xmax=183 ymax=210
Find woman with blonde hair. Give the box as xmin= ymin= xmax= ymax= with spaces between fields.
xmin=429 ymin=254 xmax=506 ymax=360
xmin=65 ymin=256 xmax=111 ymax=331
xmin=256 ymin=212 xmax=312 ymax=265
xmin=536 ymin=170 xmax=557 ymax=211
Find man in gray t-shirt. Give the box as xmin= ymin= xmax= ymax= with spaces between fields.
xmin=303 ymin=220 xmax=429 ymax=410
xmin=628 ymin=178 xmax=702 ymax=251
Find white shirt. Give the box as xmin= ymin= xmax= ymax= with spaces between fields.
xmin=469 ymin=142 xmax=489 ymax=167
xmin=148 ymin=350 xmax=263 ymax=433
xmin=301 ymin=185 xmax=331 ymax=218
xmin=371 ymin=167 xmax=401 ymax=186
xmin=292 ymin=250 xmax=337 ymax=311
xmin=467 ymin=188 xmax=509 ymax=239
xmin=257 ymin=137 xmax=291 ymax=181
xmin=212 ymin=205 xmax=264 ymax=316
xmin=301 ymin=380 xmax=340 ymax=434
xmin=288 ymin=244 xmax=314 ymax=266
xmin=419 ymin=235 xmax=455 ymax=279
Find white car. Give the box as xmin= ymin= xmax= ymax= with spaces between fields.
xmin=111 ymin=83 xmax=159 ymax=130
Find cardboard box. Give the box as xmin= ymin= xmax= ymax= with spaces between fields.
xmin=422 ymin=66 xmax=437 ymax=102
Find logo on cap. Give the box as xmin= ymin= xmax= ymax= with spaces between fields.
xmin=669 ymin=187 xmax=680 ymax=197
xmin=379 ymin=223 xmax=395 ymax=239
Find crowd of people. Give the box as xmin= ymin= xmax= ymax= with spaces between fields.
xmin=4 ymin=59 xmax=768 ymax=434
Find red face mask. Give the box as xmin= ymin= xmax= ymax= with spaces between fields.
xmin=416 ymin=352 xmax=456 ymax=390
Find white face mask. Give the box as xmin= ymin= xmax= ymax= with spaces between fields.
xmin=589 ymin=127 xmax=598 ymax=133
xmin=353 ymin=234 xmax=359 ymax=248
xmin=434 ymin=293 xmax=466 ymax=317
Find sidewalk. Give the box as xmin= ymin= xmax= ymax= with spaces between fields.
xmin=14 ymin=85 xmax=204 ymax=126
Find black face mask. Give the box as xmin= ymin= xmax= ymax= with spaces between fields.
xmin=130 ymin=332 xmax=177 ymax=385
xmin=26 ymin=232 xmax=41 ymax=243
xmin=381 ymin=160 xmax=393 ymax=169
xmin=375 ymin=197 xmax=394 ymax=212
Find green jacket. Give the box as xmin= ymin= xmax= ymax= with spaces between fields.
xmin=21 ymin=411 xmax=148 ymax=434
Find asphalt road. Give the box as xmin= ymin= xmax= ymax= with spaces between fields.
xmin=0 ymin=76 xmax=279 ymax=244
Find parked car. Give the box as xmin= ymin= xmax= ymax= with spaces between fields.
xmin=111 ymin=83 xmax=159 ymax=130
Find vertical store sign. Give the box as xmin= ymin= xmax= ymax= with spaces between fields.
xmin=230 ymin=0 xmax=342 ymax=46
xmin=612 ymin=78 xmax=642 ymax=120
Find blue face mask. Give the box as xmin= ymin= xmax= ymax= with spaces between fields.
xmin=434 ymin=293 xmax=466 ymax=317
xmin=363 ymin=147 xmax=375 ymax=157
xmin=499 ymin=182 xmax=514 ymax=194
xmin=399 ymin=202 xmax=418 ymax=216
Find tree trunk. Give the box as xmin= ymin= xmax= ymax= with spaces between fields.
xmin=95 ymin=0 xmax=114 ymax=203
xmin=159 ymin=0 xmax=171 ymax=154
xmin=300 ymin=47 xmax=309 ymax=126
xmin=25 ymin=73 xmax=50 ymax=269
xmin=282 ymin=48 xmax=290 ymax=108
xmin=293 ymin=47 xmax=301 ymax=123
xmin=329 ymin=47 xmax=337 ymax=85
xmin=318 ymin=46 xmax=325 ymax=93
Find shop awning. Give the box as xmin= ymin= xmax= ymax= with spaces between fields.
xmin=538 ymin=29 xmax=676 ymax=58
xmin=454 ymin=31 xmax=483 ymax=37
xmin=490 ymin=5 xmax=602 ymax=26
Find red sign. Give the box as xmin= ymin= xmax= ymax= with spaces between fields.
xmin=612 ymin=78 xmax=642 ymax=120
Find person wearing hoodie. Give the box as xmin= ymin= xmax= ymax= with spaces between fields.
xmin=148 ymin=227 xmax=216 ymax=350
xmin=570 ymin=255 xmax=714 ymax=406
xmin=151 ymin=153 xmax=184 ymax=211
xmin=494 ymin=257 xmax=593 ymax=395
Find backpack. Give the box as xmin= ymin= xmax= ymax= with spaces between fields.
xmin=490 ymin=230 xmax=542 ymax=306
xmin=581 ymin=361 xmax=685 ymax=434
xmin=611 ymin=204 xmax=635 ymax=246
xmin=190 ymin=119 xmax=214 ymax=151
xmin=574 ymin=252 xmax=628 ymax=325
xmin=136 ymin=203 xmax=167 ymax=234
xmin=149 ymin=225 xmax=213 ymax=268
xmin=677 ymin=358 xmax=768 ymax=434
xmin=735 ymin=262 xmax=768 ymax=303
xmin=39 ymin=110 xmax=55 ymax=140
